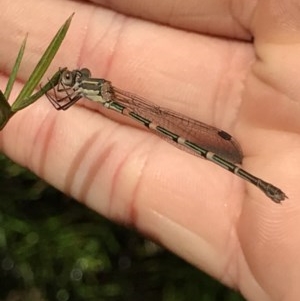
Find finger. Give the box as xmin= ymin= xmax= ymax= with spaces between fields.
xmin=1 ymin=83 xmax=245 ymax=285
xmin=236 ymin=1 xmax=300 ymax=299
xmin=0 ymin=0 xmax=253 ymax=130
xmin=87 ymin=0 xmax=255 ymax=39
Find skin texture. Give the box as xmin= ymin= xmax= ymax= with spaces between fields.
xmin=1 ymin=0 xmax=300 ymax=300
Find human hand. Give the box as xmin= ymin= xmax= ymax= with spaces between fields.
xmin=1 ymin=1 xmax=300 ymax=300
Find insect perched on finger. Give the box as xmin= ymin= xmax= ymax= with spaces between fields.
xmin=45 ymin=67 xmax=288 ymax=204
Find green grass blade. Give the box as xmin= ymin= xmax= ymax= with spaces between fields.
xmin=11 ymin=13 xmax=74 ymax=112
xmin=4 ymin=35 xmax=27 ymax=100
xmin=0 ymin=90 xmax=13 ymax=130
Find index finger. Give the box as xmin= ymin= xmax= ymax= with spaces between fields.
xmin=88 ymin=0 xmax=255 ymax=39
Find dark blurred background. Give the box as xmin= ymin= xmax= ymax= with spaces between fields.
xmin=0 ymin=153 xmax=245 ymax=301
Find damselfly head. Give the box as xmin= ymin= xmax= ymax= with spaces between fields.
xmin=60 ymin=68 xmax=92 ymax=88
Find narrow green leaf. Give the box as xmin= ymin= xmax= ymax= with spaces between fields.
xmin=11 ymin=13 xmax=74 ymax=112
xmin=4 ymin=35 xmax=27 ymax=100
xmin=0 ymin=90 xmax=13 ymax=130
xmin=17 ymin=68 xmax=64 ymax=109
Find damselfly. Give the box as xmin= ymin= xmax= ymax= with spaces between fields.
xmin=45 ymin=68 xmax=287 ymax=203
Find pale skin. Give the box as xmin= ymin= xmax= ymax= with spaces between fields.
xmin=1 ymin=0 xmax=300 ymax=300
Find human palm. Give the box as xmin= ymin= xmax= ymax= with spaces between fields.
xmin=1 ymin=1 xmax=300 ymax=300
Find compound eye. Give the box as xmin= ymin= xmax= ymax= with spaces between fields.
xmin=80 ymin=68 xmax=91 ymax=78
xmin=61 ymin=70 xmax=74 ymax=86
